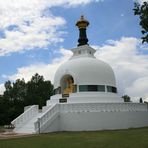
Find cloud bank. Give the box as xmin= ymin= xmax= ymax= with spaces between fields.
xmin=95 ymin=37 xmax=148 ymax=101
xmin=0 ymin=0 xmax=100 ymax=56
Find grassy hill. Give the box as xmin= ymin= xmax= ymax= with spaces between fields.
xmin=0 ymin=127 xmax=148 ymax=148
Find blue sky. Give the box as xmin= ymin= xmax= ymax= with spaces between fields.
xmin=0 ymin=0 xmax=148 ymax=101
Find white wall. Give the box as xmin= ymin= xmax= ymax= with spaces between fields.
xmin=42 ymin=115 xmax=60 ymax=133
xmin=59 ymin=111 xmax=148 ymax=131
xmin=48 ymin=93 xmax=123 ymax=105
xmin=39 ymin=103 xmax=148 ymax=133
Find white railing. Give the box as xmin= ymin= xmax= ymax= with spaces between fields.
xmin=34 ymin=104 xmax=59 ymax=133
xmin=59 ymin=103 xmax=148 ymax=113
xmin=11 ymin=105 xmax=39 ymax=129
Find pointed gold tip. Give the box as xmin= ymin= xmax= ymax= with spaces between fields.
xmin=80 ymin=15 xmax=84 ymax=20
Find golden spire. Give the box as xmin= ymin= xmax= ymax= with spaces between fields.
xmin=76 ymin=15 xmax=89 ymax=29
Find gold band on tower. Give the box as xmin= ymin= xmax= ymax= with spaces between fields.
xmin=76 ymin=15 xmax=89 ymax=29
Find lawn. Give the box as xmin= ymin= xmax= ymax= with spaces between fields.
xmin=0 ymin=127 xmax=148 ymax=148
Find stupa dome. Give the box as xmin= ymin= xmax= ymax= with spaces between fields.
xmin=54 ymin=45 xmax=116 ymax=90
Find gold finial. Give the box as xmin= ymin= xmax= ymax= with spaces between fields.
xmin=76 ymin=15 xmax=89 ymax=29
xmin=80 ymin=15 xmax=84 ymax=20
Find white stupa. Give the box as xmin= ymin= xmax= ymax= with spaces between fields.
xmin=12 ymin=16 xmax=148 ymax=134
xmin=49 ymin=45 xmax=122 ymax=104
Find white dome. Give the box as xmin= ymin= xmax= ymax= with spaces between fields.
xmin=51 ymin=45 xmax=122 ymax=103
xmin=54 ymin=47 xmax=116 ymax=89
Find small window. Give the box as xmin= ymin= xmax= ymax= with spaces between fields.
xmin=107 ymin=86 xmax=117 ymax=93
xmin=107 ymin=86 xmax=112 ymax=92
xmin=98 ymin=85 xmax=105 ymax=92
xmin=79 ymin=85 xmax=105 ymax=92
xmin=89 ymin=51 xmax=91 ymax=54
xmin=112 ymin=87 xmax=117 ymax=93
xmin=78 ymin=50 xmax=81 ymax=54
xmin=79 ymin=85 xmax=88 ymax=92
xmin=88 ymin=85 xmax=97 ymax=91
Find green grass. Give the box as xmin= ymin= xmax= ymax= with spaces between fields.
xmin=0 ymin=128 xmax=148 ymax=148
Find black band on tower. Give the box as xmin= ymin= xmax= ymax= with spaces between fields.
xmin=78 ymin=28 xmax=88 ymax=46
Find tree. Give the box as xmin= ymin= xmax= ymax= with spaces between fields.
xmin=122 ymin=95 xmax=131 ymax=102
xmin=0 ymin=95 xmax=9 ymax=125
xmin=133 ymin=2 xmax=148 ymax=43
xmin=3 ymin=80 xmax=13 ymax=101
xmin=139 ymin=98 xmax=143 ymax=103
xmin=0 ymin=73 xmax=53 ymax=125
xmin=25 ymin=73 xmax=53 ymax=108
xmin=2 ymin=79 xmax=26 ymax=125
xmin=12 ymin=78 xmax=26 ymax=102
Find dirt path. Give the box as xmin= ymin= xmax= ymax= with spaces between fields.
xmin=0 ymin=132 xmax=35 ymax=139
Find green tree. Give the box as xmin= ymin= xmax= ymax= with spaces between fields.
xmin=122 ymin=95 xmax=131 ymax=102
xmin=25 ymin=73 xmax=53 ymax=109
xmin=12 ymin=78 xmax=26 ymax=102
xmin=3 ymin=80 xmax=13 ymax=101
xmin=0 ymin=95 xmax=9 ymax=125
xmin=2 ymin=79 xmax=26 ymax=125
xmin=0 ymin=73 xmax=53 ymax=125
xmin=133 ymin=2 xmax=148 ymax=43
xmin=139 ymin=97 xmax=143 ymax=103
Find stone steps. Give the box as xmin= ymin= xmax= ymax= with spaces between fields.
xmin=14 ymin=113 xmax=44 ymax=134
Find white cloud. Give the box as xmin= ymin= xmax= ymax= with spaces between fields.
xmin=125 ymin=77 xmax=148 ymax=101
xmin=0 ymin=84 xmax=5 ymax=95
xmin=95 ymin=37 xmax=148 ymax=101
xmin=6 ymin=48 xmax=72 ymax=83
xmin=0 ymin=0 xmax=100 ymax=56
xmin=0 ymin=0 xmax=66 ymax=56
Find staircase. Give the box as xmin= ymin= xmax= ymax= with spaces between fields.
xmin=11 ymin=104 xmax=59 ymax=134
xmin=14 ymin=112 xmax=42 ymax=133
